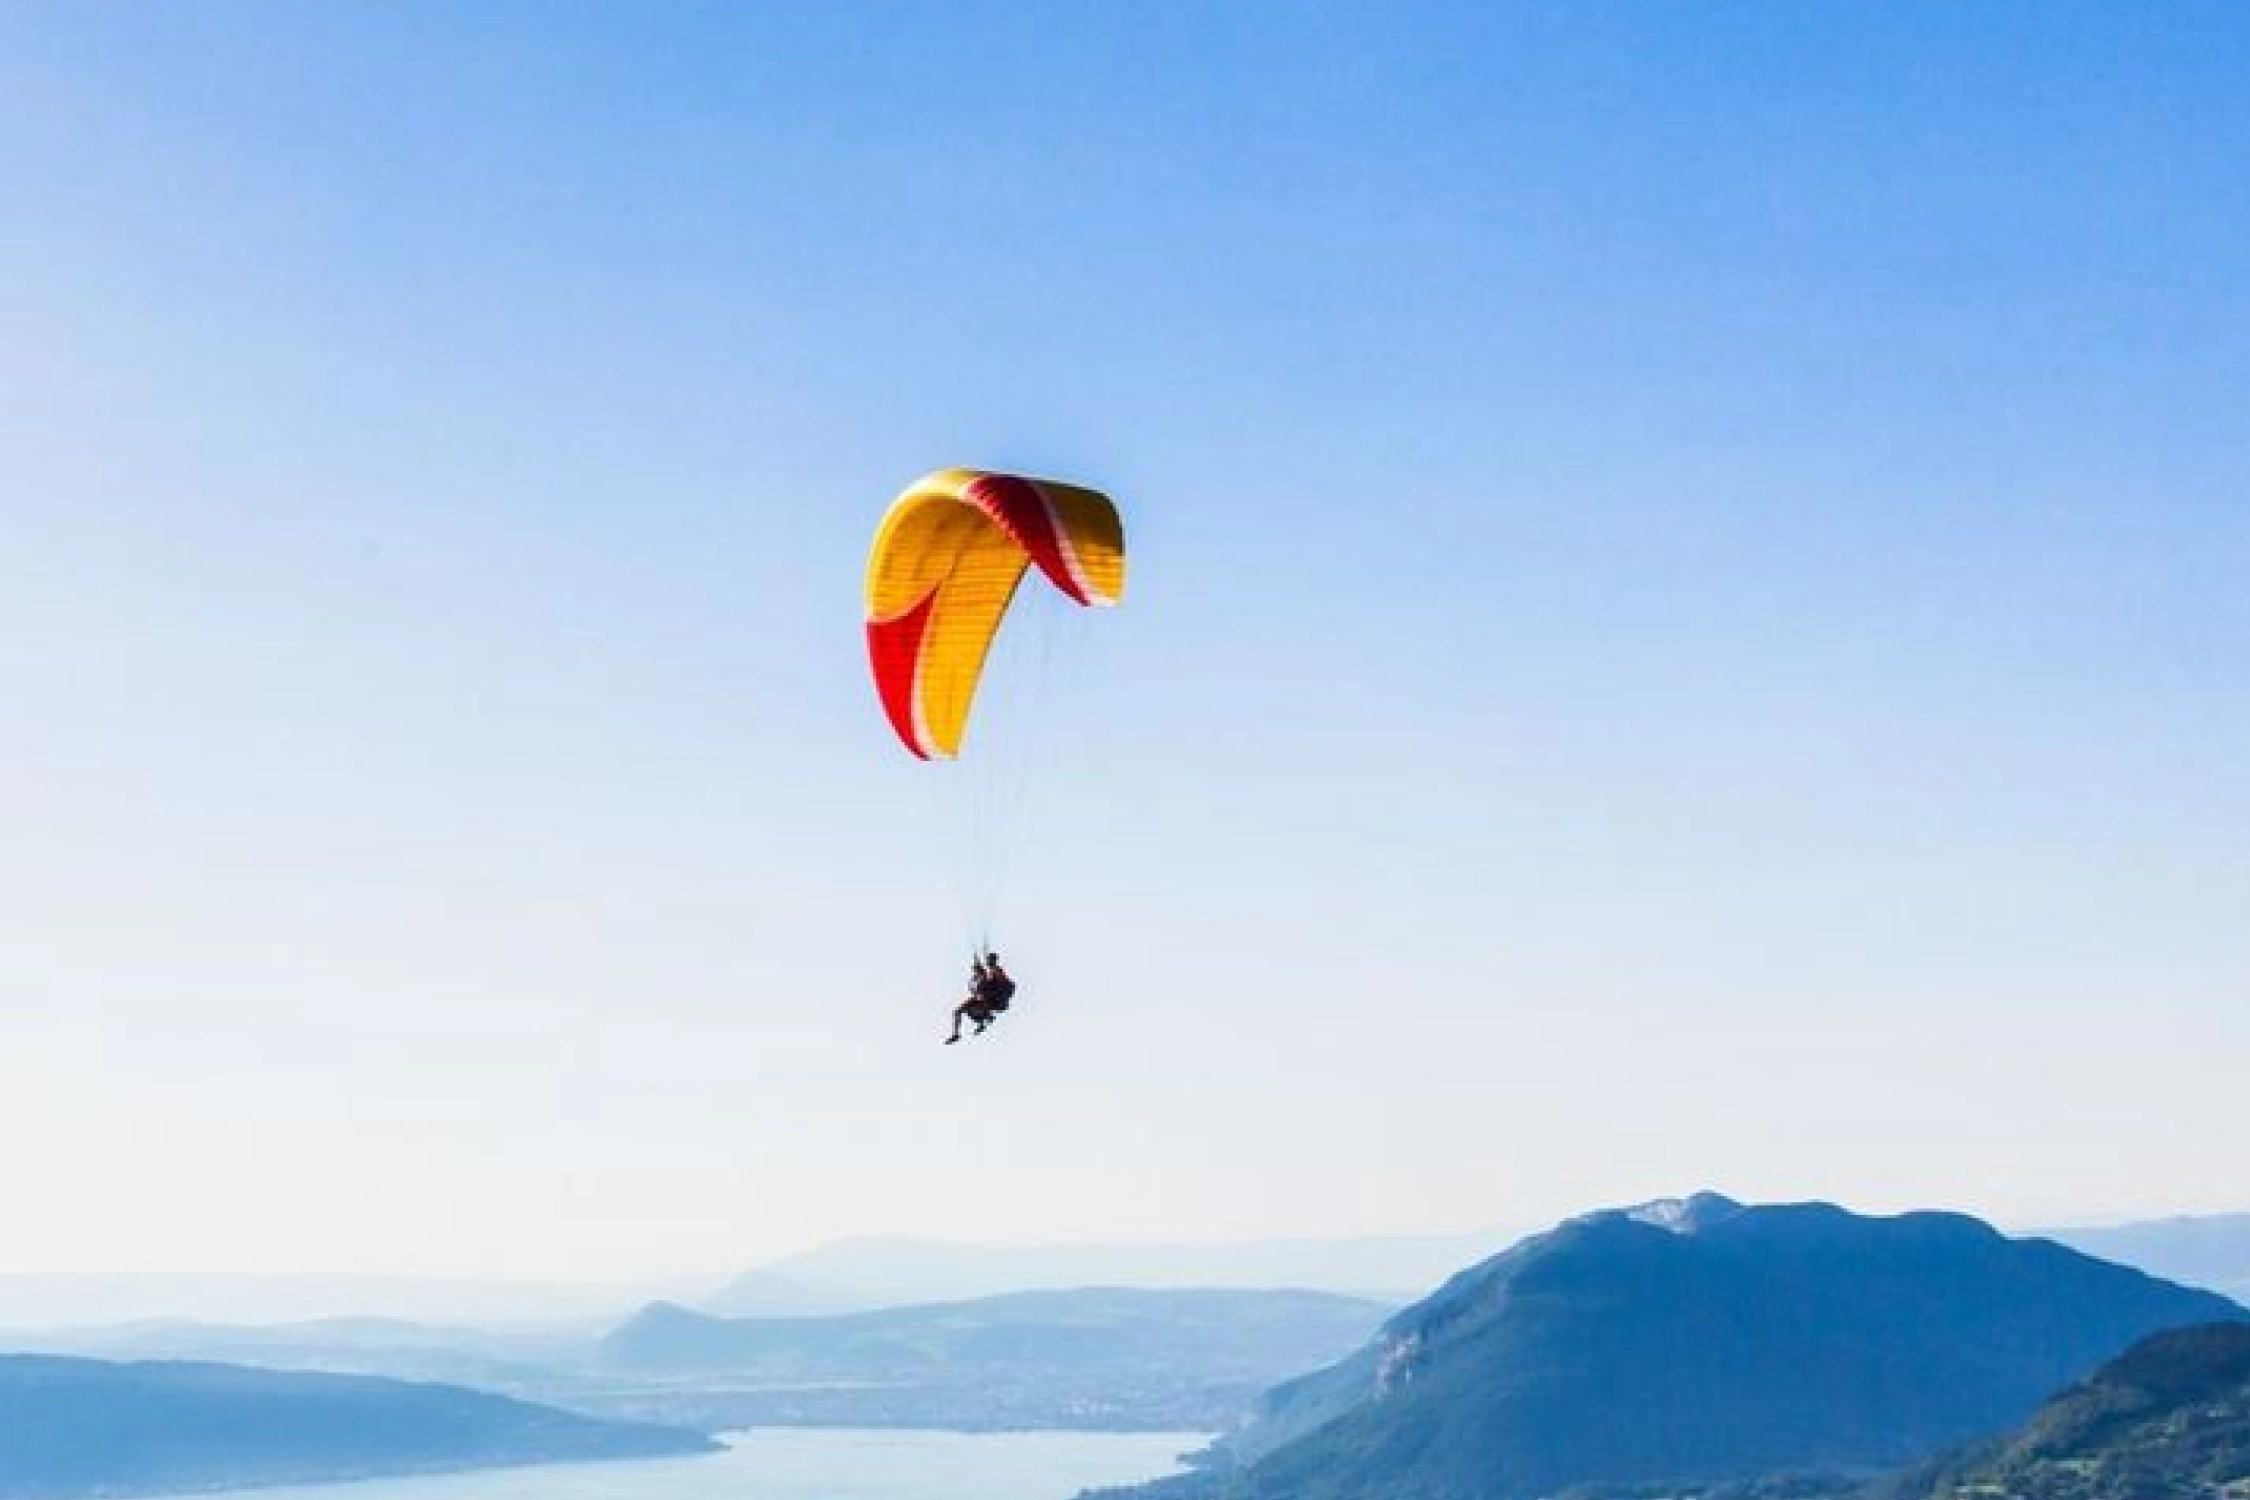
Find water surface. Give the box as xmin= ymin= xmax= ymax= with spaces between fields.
xmin=244 ymin=1428 xmax=1207 ymax=1500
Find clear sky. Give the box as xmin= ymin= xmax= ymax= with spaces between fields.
xmin=3 ymin=2 xmax=2245 ymax=1281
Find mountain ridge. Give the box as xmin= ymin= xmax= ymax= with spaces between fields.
xmin=1851 ymin=1320 xmax=2250 ymax=1500
xmin=2040 ymin=1214 xmax=2250 ymax=1304
xmin=0 ymin=1352 xmax=713 ymax=1500
xmin=595 ymin=1285 xmax=1388 ymax=1432
xmin=704 ymin=1232 xmax=1510 ymax=1314
xmin=1107 ymin=1194 xmax=2247 ymax=1500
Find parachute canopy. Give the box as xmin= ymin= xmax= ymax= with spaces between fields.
xmin=865 ymin=469 xmax=1125 ymax=760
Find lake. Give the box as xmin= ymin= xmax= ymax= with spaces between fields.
xmin=241 ymin=1429 xmax=1208 ymax=1500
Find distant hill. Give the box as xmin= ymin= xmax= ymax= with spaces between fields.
xmin=0 ymin=1354 xmax=713 ymax=1499
xmin=1109 ymin=1194 xmax=2245 ymax=1500
xmin=599 ymin=1287 xmax=1390 ymax=1431
xmin=0 ymin=1273 xmax=690 ymax=1329
xmin=5 ymin=1316 xmax=584 ymax=1395
xmin=2042 ymin=1215 xmax=2250 ymax=1304
xmin=704 ymin=1233 xmax=1506 ymax=1315
xmin=1863 ymin=1320 xmax=2250 ymax=1500
xmin=0 ymin=1288 xmax=1391 ymax=1437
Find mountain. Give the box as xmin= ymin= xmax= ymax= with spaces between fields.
xmin=0 ymin=1354 xmax=714 ymax=1499
xmin=0 ymin=1273 xmax=692 ymax=1329
xmin=5 ymin=1288 xmax=1392 ymax=1437
xmin=2043 ymin=1215 xmax=2250 ymax=1304
xmin=1865 ymin=1320 xmax=2250 ymax=1500
xmin=606 ymin=1286 xmax=1387 ymax=1376
xmin=1111 ymin=1194 xmax=2245 ymax=1500
xmin=703 ymin=1233 xmax=1507 ymax=1314
xmin=597 ymin=1287 xmax=1390 ymax=1431
xmin=5 ymin=1317 xmax=584 ymax=1392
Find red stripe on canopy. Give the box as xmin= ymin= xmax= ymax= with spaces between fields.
xmin=965 ymin=473 xmax=1089 ymax=605
xmin=865 ymin=585 xmax=940 ymax=758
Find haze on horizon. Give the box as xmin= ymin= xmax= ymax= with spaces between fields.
xmin=2 ymin=2 xmax=2244 ymax=1283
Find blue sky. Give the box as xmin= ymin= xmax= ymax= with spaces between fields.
xmin=2 ymin=2 xmax=2246 ymax=1279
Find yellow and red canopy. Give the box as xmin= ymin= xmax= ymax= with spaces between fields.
xmin=864 ymin=469 xmax=1125 ymax=759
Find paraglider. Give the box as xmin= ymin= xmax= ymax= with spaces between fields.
xmin=863 ymin=468 xmax=1126 ymax=1042
xmin=865 ymin=468 xmax=1125 ymax=761
xmin=945 ymin=952 xmax=1017 ymax=1044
